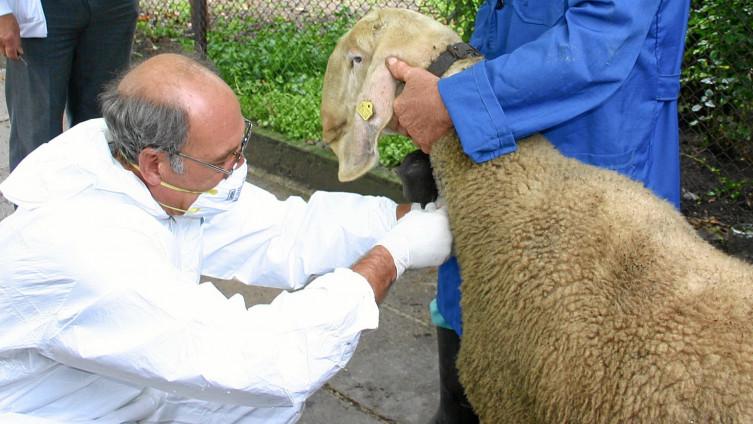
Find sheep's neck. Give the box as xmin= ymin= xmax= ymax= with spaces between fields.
xmin=443 ymin=56 xmax=484 ymax=78
xmin=429 ymin=54 xmax=495 ymax=197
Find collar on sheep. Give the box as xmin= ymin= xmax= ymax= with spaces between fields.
xmin=427 ymin=42 xmax=482 ymax=77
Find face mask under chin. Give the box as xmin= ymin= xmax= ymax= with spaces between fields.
xmin=158 ymin=162 xmax=248 ymax=218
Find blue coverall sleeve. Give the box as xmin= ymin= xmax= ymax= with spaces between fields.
xmin=438 ymin=0 xmax=662 ymax=163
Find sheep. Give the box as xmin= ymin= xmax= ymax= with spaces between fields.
xmin=320 ymin=7 xmax=753 ymax=423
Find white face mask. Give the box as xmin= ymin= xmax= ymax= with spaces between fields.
xmin=157 ymin=162 xmax=248 ymax=218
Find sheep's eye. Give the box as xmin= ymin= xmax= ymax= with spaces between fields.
xmin=346 ymin=50 xmax=364 ymax=69
xmin=349 ymin=55 xmax=363 ymax=68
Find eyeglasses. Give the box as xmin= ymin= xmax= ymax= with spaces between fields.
xmin=177 ymin=118 xmax=253 ymax=178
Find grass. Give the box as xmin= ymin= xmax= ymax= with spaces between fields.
xmin=209 ymin=13 xmax=417 ymax=168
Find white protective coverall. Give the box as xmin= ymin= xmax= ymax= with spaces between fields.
xmin=0 ymin=119 xmax=399 ymax=423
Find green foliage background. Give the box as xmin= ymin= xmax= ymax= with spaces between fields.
xmin=681 ymin=0 xmax=753 ymax=162
xmin=137 ymin=0 xmax=751 ymax=175
xmin=200 ymin=10 xmax=416 ymax=167
xmin=418 ymin=0 xmax=483 ymax=42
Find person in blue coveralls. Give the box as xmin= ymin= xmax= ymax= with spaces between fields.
xmin=386 ymin=0 xmax=691 ymax=421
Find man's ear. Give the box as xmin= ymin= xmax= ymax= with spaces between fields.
xmin=137 ymin=147 xmax=165 ymax=187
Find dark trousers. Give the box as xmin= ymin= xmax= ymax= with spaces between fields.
xmin=431 ymin=326 xmax=479 ymax=424
xmin=6 ymin=0 xmax=139 ymax=170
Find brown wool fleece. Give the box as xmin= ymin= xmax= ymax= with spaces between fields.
xmin=431 ymin=134 xmax=753 ymax=423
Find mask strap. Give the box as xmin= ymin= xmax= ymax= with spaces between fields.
xmin=119 ymin=149 xmax=206 ymax=215
xmin=158 ymin=202 xmax=199 ymax=215
xmin=159 ymin=180 xmax=218 ymax=195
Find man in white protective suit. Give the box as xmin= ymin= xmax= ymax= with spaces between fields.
xmin=0 ymin=53 xmax=452 ymax=423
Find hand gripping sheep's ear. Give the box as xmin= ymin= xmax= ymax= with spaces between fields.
xmin=320 ymin=8 xmax=462 ymax=182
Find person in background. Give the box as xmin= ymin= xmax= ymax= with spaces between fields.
xmin=386 ymin=0 xmax=691 ymax=422
xmin=0 ymin=53 xmax=453 ymax=423
xmin=0 ymin=0 xmax=139 ymax=171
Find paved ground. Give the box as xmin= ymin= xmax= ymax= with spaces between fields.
xmin=0 ymin=70 xmax=441 ymax=423
xmin=0 ymin=71 xmax=13 ymax=219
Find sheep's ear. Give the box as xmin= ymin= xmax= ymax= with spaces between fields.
xmin=334 ymin=57 xmax=397 ymax=182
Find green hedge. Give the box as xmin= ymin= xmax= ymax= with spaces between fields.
xmin=205 ymin=11 xmax=417 ymax=168
xmin=681 ymin=0 xmax=753 ymax=160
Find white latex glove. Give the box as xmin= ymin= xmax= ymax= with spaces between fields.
xmin=377 ymin=202 xmax=452 ymax=280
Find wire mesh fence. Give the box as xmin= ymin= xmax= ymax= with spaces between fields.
xmin=136 ymin=0 xmax=753 ymax=241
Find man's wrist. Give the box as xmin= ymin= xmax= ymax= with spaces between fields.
xmin=351 ymin=245 xmax=397 ymax=304
xmin=396 ymin=203 xmax=411 ymax=220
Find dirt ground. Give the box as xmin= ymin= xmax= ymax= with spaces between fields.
xmin=680 ymin=135 xmax=753 ymax=262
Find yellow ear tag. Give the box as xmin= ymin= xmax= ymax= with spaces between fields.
xmin=357 ymin=100 xmax=374 ymax=121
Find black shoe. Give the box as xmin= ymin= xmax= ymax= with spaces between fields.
xmin=430 ymin=326 xmax=479 ymax=424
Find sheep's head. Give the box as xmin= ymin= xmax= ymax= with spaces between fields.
xmin=321 ymin=8 xmax=461 ymax=181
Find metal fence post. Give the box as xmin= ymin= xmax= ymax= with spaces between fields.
xmin=190 ymin=0 xmax=208 ymax=55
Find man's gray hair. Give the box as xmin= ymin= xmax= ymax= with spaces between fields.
xmin=99 ymin=79 xmax=188 ymax=174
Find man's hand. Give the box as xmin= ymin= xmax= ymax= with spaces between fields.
xmin=377 ymin=202 xmax=452 ymax=280
xmin=0 ymin=13 xmax=22 ymax=60
xmin=386 ymin=57 xmax=454 ymax=154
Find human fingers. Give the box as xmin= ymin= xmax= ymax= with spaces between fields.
xmin=390 ymin=99 xmax=411 ymax=137
xmin=386 ymin=112 xmax=409 ymax=137
xmin=3 ymin=45 xmax=19 ymax=60
xmin=8 ymin=36 xmax=20 ymax=59
xmin=0 ymin=14 xmax=21 ymax=59
xmin=386 ymin=57 xmax=414 ymax=82
xmin=415 ymin=137 xmax=432 ymax=154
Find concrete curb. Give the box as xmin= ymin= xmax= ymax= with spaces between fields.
xmin=246 ymin=127 xmax=405 ymax=202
